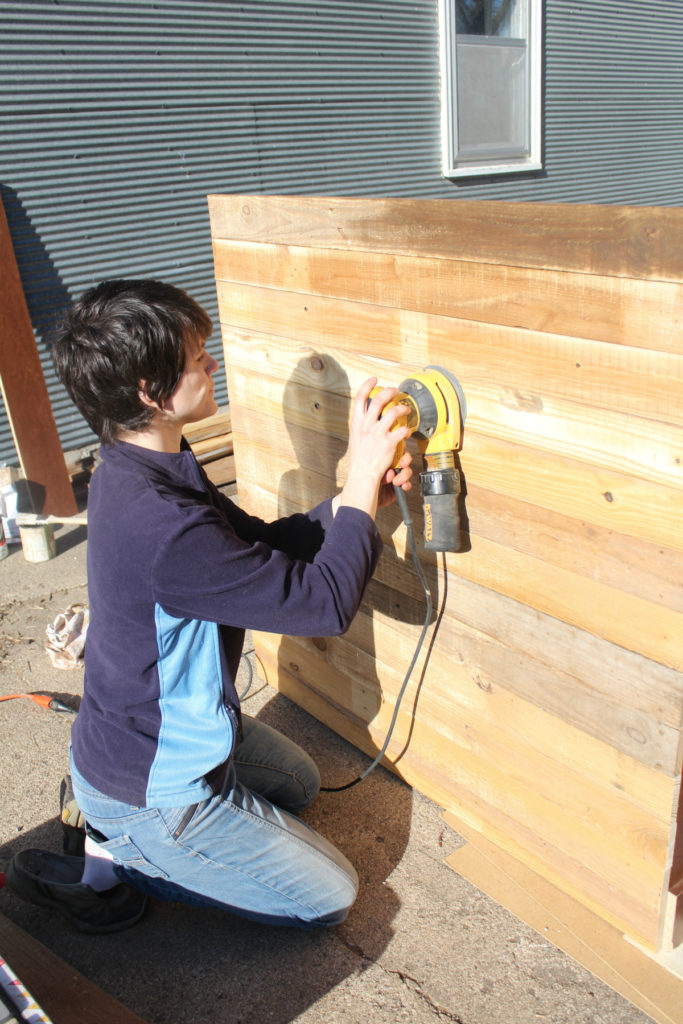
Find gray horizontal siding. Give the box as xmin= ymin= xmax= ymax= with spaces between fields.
xmin=1 ymin=0 xmax=681 ymax=462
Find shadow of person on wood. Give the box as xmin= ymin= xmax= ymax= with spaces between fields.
xmin=268 ymin=353 xmax=442 ymax=970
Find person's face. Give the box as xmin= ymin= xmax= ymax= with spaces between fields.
xmin=164 ymin=334 xmax=219 ymax=426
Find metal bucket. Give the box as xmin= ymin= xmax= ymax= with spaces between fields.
xmin=19 ymin=524 xmax=56 ymax=562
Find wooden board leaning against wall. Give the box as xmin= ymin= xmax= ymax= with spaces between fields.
xmin=208 ymin=195 xmax=683 ymax=953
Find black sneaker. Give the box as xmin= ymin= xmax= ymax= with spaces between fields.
xmin=6 ymin=849 xmax=147 ymax=934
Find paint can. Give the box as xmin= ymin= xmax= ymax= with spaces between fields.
xmin=19 ymin=524 xmax=56 ymax=563
xmin=0 ymin=518 xmax=8 ymax=561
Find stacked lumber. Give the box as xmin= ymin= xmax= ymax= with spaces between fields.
xmin=182 ymin=406 xmax=235 ymax=487
xmin=208 ymin=194 xmax=683 ymax=953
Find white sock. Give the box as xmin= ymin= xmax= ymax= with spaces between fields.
xmin=81 ymin=833 xmax=120 ymax=891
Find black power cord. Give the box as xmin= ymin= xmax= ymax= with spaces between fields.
xmin=321 ymin=486 xmax=435 ymax=792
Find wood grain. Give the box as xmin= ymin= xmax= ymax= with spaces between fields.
xmin=213 ymin=237 xmax=683 ymax=352
xmin=210 ymin=194 xmax=683 ymax=952
xmin=229 ymin=400 xmax=683 ymax=672
xmin=0 ymin=912 xmax=146 ymax=1023
xmin=209 ymin=194 xmax=683 ymax=280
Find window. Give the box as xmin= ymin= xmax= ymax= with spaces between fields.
xmin=439 ymin=0 xmax=542 ymax=178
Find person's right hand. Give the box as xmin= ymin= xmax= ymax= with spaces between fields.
xmin=333 ymin=377 xmax=413 ymax=521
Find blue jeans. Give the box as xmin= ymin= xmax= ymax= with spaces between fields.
xmin=69 ymin=715 xmax=358 ymax=928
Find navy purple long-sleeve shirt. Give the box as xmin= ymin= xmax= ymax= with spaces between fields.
xmin=71 ymin=439 xmax=382 ymax=807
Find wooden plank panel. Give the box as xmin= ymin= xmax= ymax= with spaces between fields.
xmin=354 ymin=589 xmax=682 ymax=778
xmin=211 ymin=193 xmax=683 ymax=953
xmin=256 ymin=631 xmax=667 ymax=948
xmin=216 ymin=287 xmax=683 ymax=484
xmin=323 ymin=639 xmax=672 ymax=906
xmin=464 ymin=431 xmax=682 ymax=554
xmin=370 ymin=555 xmax=683 ymax=738
xmin=465 ymin=483 xmax=683 ymax=613
xmin=222 ymin=361 xmax=683 ymax=564
xmin=346 ymin=606 xmax=676 ymax=824
xmin=213 ymin=237 xmax=683 ymax=353
xmin=216 ymin=282 xmax=683 ymax=421
xmin=224 ymin=353 xmax=683 ymax=598
xmin=232 ymin=393 xmax=679 ymax=942
xmin=441 ymin=533 xmax=683 ymax=674
xmin=221 ymin=325 xmax=683 ymax=500
xmin=209 ymin=194 xmax=683 ymax=282
xmin=314 ymin=611 xmax=678 ymax=845
xmin=228 ymin=392 xmax=683 ymax=672
xmin=234 ymin=452 xmax=682 ymax=782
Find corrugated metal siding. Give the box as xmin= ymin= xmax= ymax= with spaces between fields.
xmin=1 ymin=0 xmax=682 ymax=463
xmin=541 ymin=2 xmax=683 ymax=203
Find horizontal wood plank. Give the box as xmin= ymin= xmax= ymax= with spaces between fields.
xmin=181 ymin=407 xmax=231 ymax=444
xmin=201 ymin=453 xmax=236 ymax=487
xmin=209 ymin=194 xmax=683 ymax=282
xmin=216 ymin=282 xmax=683 ymax=422
xmin=213 ymin=238 xmax=683 ymax=353
xmin=189 ymin=435 xmax=232 ymax=460
xmin=0 ymin=912 xmax=147 ymax=1024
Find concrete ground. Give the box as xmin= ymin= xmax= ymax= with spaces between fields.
xmin=0 ymin=519 xmax=656 ymax=1024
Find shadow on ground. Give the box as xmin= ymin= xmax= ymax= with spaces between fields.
xmin=0 ymin=690 xmax=414 ymax=1024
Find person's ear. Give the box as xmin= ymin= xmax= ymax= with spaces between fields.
xmin=137 ymin=382 xmax=161 ymax=411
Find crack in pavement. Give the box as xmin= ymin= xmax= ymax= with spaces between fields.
xmin=387 ymin=969 xmax=467 ymax=1023
xmin=336 ymin=931 xmax=467 ymax=1022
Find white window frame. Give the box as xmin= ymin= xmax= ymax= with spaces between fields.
xmin=438 ymin=0 xmax=543 ymax=179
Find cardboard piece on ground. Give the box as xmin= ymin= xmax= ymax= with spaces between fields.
xmin=442 ymin=811 xmax=683 ymax=1024
xmin=0 ymin=913 xmax=146 ymax=1024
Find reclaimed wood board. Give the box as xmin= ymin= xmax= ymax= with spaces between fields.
xmin=0 ymin=196 xmax=77 ymax=516
xmin=182 ymin=407 xmax=235 ymax=487
xmin=0 ymin=912 xmax=147 ymax=1024
xmin=208 ymin=194 xmax=683 ymax=953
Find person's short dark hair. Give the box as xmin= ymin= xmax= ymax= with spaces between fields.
xmin=52 ymin=279 xmax=213 ymax=444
